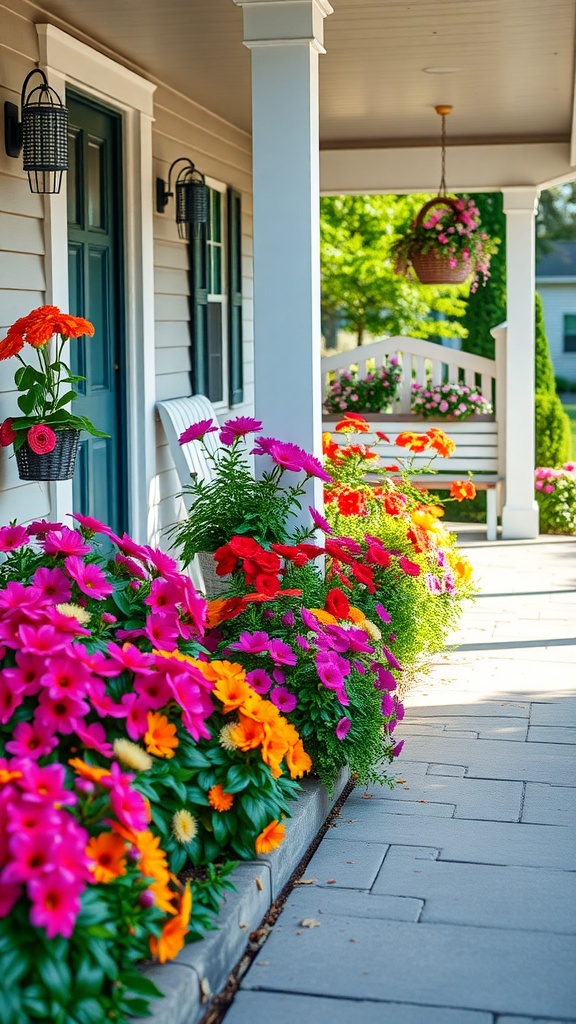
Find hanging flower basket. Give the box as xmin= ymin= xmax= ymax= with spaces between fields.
xmin=15 ymin=427 xmax=80 ymax=481
xmin=392 ymin=196 xmax=497 ymax=289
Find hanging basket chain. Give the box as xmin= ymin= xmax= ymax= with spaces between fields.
xmin=439 ymin=111 xmax=447 ymax=197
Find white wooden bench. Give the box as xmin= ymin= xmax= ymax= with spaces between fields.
xmin=322 ymin=335 xmax=505 ymax=540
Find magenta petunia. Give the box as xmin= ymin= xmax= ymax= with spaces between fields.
xmin=372 ymin=665 xmax=397 ymax=691
xmin=395 ymin=701 xmax=405 ymax=722
xmin=375 ymin=603 xmax=392 ymax=624
xmin=106 ymin=641 xmax=153 ymax=674
xmin=268 ymin=638 xmax=297 ymax=666
xmin=295 ymin=634 xmax=310 ymax=652
xmin=74 ymin=720 xmax=114 ymax=757
xmin=309 ymin=506 xmax=333 ymax=534
xmin=0 ymin=675 xmax=25 ymax=724
xmin=5 ymin=720 xmax=58 ymax=760
xmin=28 ymin=873 xmax=83 ymax=939
xmin=392 ymin=739 xmax=405 ymax=758
xmin=270 ymin=685 xmax=297 ymax=713
xmin=27 ymin=519 xmax=63 ymax=537
xmin=32 ymin=566 xmax=71 ymax=603
xmin=382 ymin=645 xmax=403 ymax=672
xmin=246 ymin=668 xmax=273 ymax=695
xmin=178 ymin=419 xmax=217 ymax=445
xmin=35 ymin=690 xmax=90 ymax=735
xmin=298 ymin=450 xmax=332 ymax=483
xmin=71 ymin=513 xmax=117 ymax=538
xmin=0 ymin=524 xmax=29 ymax=552
xmin=18 ymin=762 xmax=77 ymax=806
xmin=398 ymin=556 xmax=421 ymax=577
xmin=229 ymin=630 xmax=270 ymax=654
xmin=43 ymin=527 xmax=91 ymax=556
xmin=219 ymin=415 xmax=263 ymax=445
xmin=102 ymin=762 xmax=150 ymax=832
xmin=336 ymin=716 xmax=351 ymax=740
xmin=64 ymin=555 xmax=114 ymax=600
xmin=380 ymin=692 xmax=395 ymax=717
xmin=41 ymin=652 xmax=92 ymax=699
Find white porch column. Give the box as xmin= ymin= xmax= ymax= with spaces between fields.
xmin=501 ymin=187 xmax=540 ymax=540
xmin=234 ymin=0 xmax=333 ymax=509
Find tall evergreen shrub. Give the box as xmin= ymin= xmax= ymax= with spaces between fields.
xmin=460 ymin=193 xmax=506 ymax=359
xmin=534 ymin=292 xmax=572 ymax=465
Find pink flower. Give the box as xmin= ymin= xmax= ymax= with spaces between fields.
xmin=145 ymin=611 xmax=180 ymax=650
xmin=336 ymin=716 xmax=351 ymax=740
xmin=229 ymin=631 xmax=270 ymax=654
xmin=381 ymin=692 xmax=395 ymax=716
xmin=41 ymin=652 xmax=92 ymax=700
xmin=27 ymin=519 xmax=63 ymax=537
xmin=27 ymin=424 xmax=56 ymax=455
xmin=398 ymin=556 xmax=421 ymax=578
xmin=121 ymin=693 xmax=151 ymax=740
xmin=309 ymin=506 xmax=333 ymax=534
xmin=28 ymin=873 xmax=83 ymax=938
xmin=32 ymin=566 xmax=72 ymax=603
xmin=246 ymin=668 xmax=273 ymax=695
xmin=392 ymin=739 xmax=405 ymax=757
xmin=5 ymin=831 xmax=59 ymax=882
xmin=219 ymin=416 xmax=263 ymax=445
xmin=5 ymin=720 xmax=58 ymax=760
xmin=43 ymin=527 xmax=91 ymax=556
xmin=372 ymin=665 xmax=397 ymax=691
xmin=133 ymin=670 xmax=172 ymax=709
xmin=375 ymin=603 xmax=392 ymax=624
xmin=382 ymin=645 xmax=403 ymax=671
xmin=0 ymin=674 xmax=25 ymax=724
xmin=35 ymin=690 xmax=89 ymax=735
xmin=106 ymin=642 xmax=153 ymax=674
xmin=71 ymin=513 xmax=117 ymax=538
xmin=0 ymin=880 xmax=22 ymax=916
xmin=268 ymin=639 xmax=297 ymax=666
xmin=88 ymin=679 xmax=130 ymax=719
xmin=64 ymin=556 xmax=114 ymax=600
xmin=178 ymin=419 xmax=217 ymax=445
xmin=17 ymin=624 xmax=68 ymax=657
xmin=144 ymin=577 xmax=182 ymax=613
xmin=115 ymin=553 xmax=148 ymax=579
xmin=0 ymin=524 xmax=29 ymax=552
xmin=102 ymin=763 xmax=149 ymax=832
xmin=74 ymin=720 xmax=114 ymax=757
xmin=18 ymin=762 xmax=76 ymax=806
xmin=270 ymin=686 xmax=297 ymax=713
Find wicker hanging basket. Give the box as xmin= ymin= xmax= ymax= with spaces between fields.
xmin=408 ymin=197 xmax=472 ymax=285
xmin=16 ymin=428 xmax=80 ymax=481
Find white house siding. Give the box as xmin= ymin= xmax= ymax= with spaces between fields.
xmin=0 ymin=1 xmax=255 ymax=544
xmin=0 ymin=4 xmax=51 ymax=526
xmin=150 ymin=86 xmax=254 ymax=547
xmin=537 ymin=281 xmax=576 ymax=382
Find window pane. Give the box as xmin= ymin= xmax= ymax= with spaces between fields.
xmin=564 ymin=314 xmax=576 ymax=333
xmin=564 ymin=334 xmax=576 ymax=353
xmin=210 ymin=189 xmax=222 ymax=243
xmin=207 ymin=302 xmax=223 ymax=403
xmin=212 ymin=246 xmax=222 ymax=294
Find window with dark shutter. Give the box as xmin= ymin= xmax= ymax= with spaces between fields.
xmin=227 ymin=188 xmax=243 ymax=407
xmin=563 ymin=314 xmax=576 ymax=353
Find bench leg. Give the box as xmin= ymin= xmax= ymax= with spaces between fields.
xmin=486 ymin=488 xmax=498 ymax=541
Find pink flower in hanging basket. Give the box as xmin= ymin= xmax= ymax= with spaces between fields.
xmin=27 ymin=424 xmax=57 ymax=455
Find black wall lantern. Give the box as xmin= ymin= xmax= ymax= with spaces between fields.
xmin=156 ymin=158 xmax=208 ymax=239
xmin=4 ymin=68 xmax=68 ymax=194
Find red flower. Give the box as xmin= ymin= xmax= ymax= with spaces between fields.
xmin=0 ymin=418 xmax=16 ymax=447
xmin=398 ymin=556 xmax=421 ymax=577
xmin=395 ymin=431 xmax=431 ymax=453
xmin=350 ymin=562 xmax=376 ymax=593
xmin=324 ymin=539 xmax=355 ymax=565
xmin=334 ymin=414 xmax=369 ymax=434
xmin=325 ymin=588 xmax=350 ymax=619
xmin=375 ymin=431 xmax=390 ymax=442
xmin=213 ymin=544 xmax=238 ymax=576
xmin=450 ymin=480 xmax=476 ymax=501
xmin=229 ymin=536 xmax=262 ymax=559
xmin=366 ymin=545 xmax=391 ymax=568
xmin=27 ymin=424 xmax=56 ymax=455
xmin=382 ymin=492 xmax=408 ymax=516
xmin=255 ymin=573 xmax=280 ymax=598
xmin=0 ymin=305 xmax=94 ymax=359
xmin=337 ymin=490 xmax=367 ymax=517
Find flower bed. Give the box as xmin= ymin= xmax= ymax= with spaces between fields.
xmin=411 ymin=381 xmax=492 ymax=420
xmin=535 ymin=463 xmax=576 ymax=533
xmin=0 ymin=414 xmax=475 ymax=1022
xmin=323 ymin=357 xmax=402 ymax=415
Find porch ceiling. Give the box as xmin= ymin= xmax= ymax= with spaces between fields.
xmin=33 ymin=0 xmax=576 ymax=173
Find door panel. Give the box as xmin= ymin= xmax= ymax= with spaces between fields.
xmin=67 ymin=94 xmax=126 ymax=536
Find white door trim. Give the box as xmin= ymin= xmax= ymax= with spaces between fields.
xmin=37 ymin=23 xmax=156 ymax=544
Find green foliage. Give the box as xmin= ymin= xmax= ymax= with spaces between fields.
xmin=460 ymin=193 xmax=506 ymax=359
xmin=536 ymin=183 xmax=576 ymax=259
xmin=534 ymin=292 xmax=556 ymax=396
xmin=320 ymin=194 xmax=467 ymax=345
xmin=535 ymin=392 xmax=572 ymax=467
xmin=535 ymin=468 xmax=576 ymax=534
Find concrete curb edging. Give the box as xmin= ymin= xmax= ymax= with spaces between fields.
xmin=136 ymin=770 xmax=350 ymax=1024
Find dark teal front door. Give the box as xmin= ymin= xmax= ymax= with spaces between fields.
xmin=67 ymin=94 xmax=127 ymax=536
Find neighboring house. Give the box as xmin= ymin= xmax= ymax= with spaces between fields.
xmin=536 ymin=242 xmax=576 ymax=383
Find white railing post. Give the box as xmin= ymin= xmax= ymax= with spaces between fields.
xmin=501 ymin=189 xmax=539 ymax=539
xmin=491 ymin=322 xmax=507 ymax=480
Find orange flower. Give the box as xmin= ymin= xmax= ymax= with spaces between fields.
xmin=212 ymin=671 xmax=250 ymax=712
xmin=149 ymin=878 xmax=178 ymax=915
xmin=395 ymin=431 xmax=431 ymax=453
xmin=208 ymin=784 xmax=234 ymax=812
xmin=285 ymin=740 xmax=312 ymax=780
xmin=144 ymin=712 xmax=179 ymax=759
xmin=0 ymin=305 xmax=94 ymax=360
xmin=347 ymin=606 xmax=367 ymax=625
xmin=0 ymin=769 xmax=22 ymax=785
xmin=241 ymin=693 xmax=280 ymax=724
xmin=68 ymin=757 xmax=111 ymax=784
xmin=255 ymin=819 xmax=285 ymax=854
xmin=86 ymin=832 xmax=127 ymax=883
xmin=450 ymin=480 xmax=477 ymax=502
xmin=149 ymin=883 xmax=192 ymax=963
xmin=334 ymin=413 xmax=369 ymax=434
xmin=308 ymin=608 xmax=339 ymax=626
xmin=454 ymin=557 xmax=473 ymax=583
xmin=337 ymin=488 xmax=367 ymax=516
xmin=428 ymin=428 xmax=456 ymax=458
xmin=229 ymin=715 xmax=266 ymax=751
xmin=133 ymin=830 xmax=171 ymax=885
xmin=261 ymin=728 xmax=290 ymax=778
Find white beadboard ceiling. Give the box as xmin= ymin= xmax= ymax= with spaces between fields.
xmin=31 ymin=0 xmax=576 ymax=146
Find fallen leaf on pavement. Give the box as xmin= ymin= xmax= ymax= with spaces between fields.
xmin=294 ymin=877 xmax=317 ymax=885
xmin=300 ymin=918 xmax=321 ymax=929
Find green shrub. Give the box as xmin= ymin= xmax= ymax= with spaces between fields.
xmin=535 ymin=465 xmax=576 ymax=533
xmin=535 ymin=293 xmax=557 ymax=396
xmin=535 ymin=392 xmax=572 ymax=467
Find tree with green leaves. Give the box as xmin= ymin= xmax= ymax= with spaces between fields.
xmin=536 ymin=183 xmax=576 ymax=259
xmin=459 ymin=193 xmax=506 ymax=359
xmin=320 ymin=194 xmax=467 ymax=346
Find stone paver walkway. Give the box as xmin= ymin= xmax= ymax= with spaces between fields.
xmin=224 ymin=534 xmax=576 ymax=1023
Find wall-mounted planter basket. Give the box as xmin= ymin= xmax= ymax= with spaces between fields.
xmin=16 ymin=428 xmax=80 ymax=481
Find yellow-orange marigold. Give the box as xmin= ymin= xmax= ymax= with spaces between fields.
xmin=229 ymin=715 xmax=266 ymax=751
xmin=255 ymin=819 xmax=285 ymax=854
xmin=145 ymin=712 xmax=179 ymax=759
xmin=395 ymin=431 xmax=431 ymax=453
xmin=68 ymin=757 xmax=111 ymax=785
xmin=86 ymin=832 xmax=127 ymax=884
xmin=208 ymin=784 xmax=234 ymax=812
xmin=285 ymin=740 xmax=313 ymax=780
xmin=450 ymin=480 xmax=477 ymax=502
